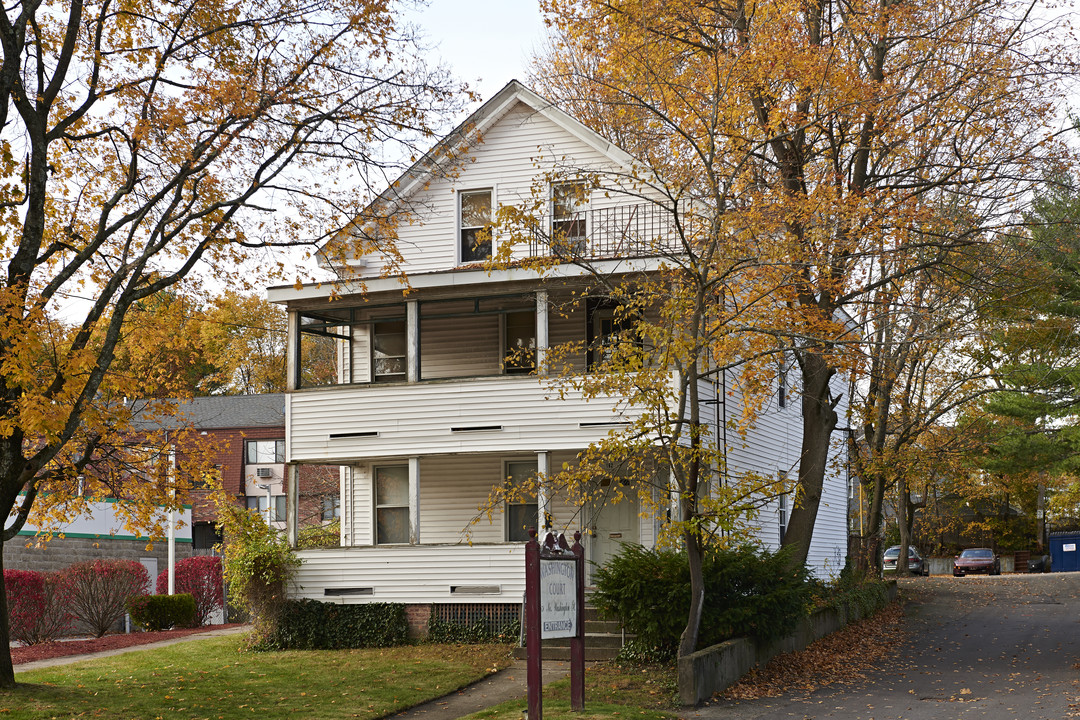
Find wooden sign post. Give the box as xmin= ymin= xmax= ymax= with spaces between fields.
xmin=525 ymin=528 xmax=586 ymax=718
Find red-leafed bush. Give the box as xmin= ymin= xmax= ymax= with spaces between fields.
xmin=5 ymin=569 xmax=71 ymax=645
xmin=157 ymin=556 xmax=223 ymax=626
xmin=62 ymin=560 xmax=150 ymax=637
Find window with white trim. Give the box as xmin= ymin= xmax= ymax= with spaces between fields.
xmin=246 ymin=495 xmax=286 ymax=523
xmin=373 ymin=320 xmax=407 ymax=382
xmin=460 ymin=189 xmax=493 ymax=262
xmin=503 ymin=310 xmax=536 ymax=374
xmin=505 ymin=460 xmax=538 ymax=542
xmin=375 ymin=465 xmax=410 ymax=544
xmin=246 ymin=439 xmax=284 ymax=464
xmin=778 ymin=492 xmax=788 ymax=544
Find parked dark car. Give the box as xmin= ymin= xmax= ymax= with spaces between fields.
xmin=883 ymin=545 xmax=929 ymax=576
xmin=1029 ymin=554 xmax=1051 ymax=573
xmin=953 ymin=547 xmax=1000 ymax=576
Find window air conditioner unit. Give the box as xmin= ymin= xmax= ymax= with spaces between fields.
xmin=255 ymin=467 xmax=273 ymax=479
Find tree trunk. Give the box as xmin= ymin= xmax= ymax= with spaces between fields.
xmin=679 ymin=529 xmax=705 ymax=658
xmin=897 ymin=476 xmax=911 ymax=575
xmin=0 ymin=541 xmax=13 ymax=688
xmin=782 ymin=352 xmax=838 ymax=569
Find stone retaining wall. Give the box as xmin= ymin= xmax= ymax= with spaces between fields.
xmin=4 ymin=535 xmax=191 ymax=575
xmin=678 ymin=581 xmax=898 ymax=706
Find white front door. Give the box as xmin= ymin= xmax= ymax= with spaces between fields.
xmin=588 ymin=482 xmax=640 ymax=582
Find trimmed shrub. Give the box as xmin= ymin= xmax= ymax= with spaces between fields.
xmin=63 ymin=559 xmax=150 ymax=637
xmin=273 ymin=600 xmax=408 ymax=650
xmin=127 ymin=593 xmax=198 ymax=631
xmin=591 ymin=544 xmax=812 ymax=653
xmin=156 ymin=556 xmax=223 ymax=626
xmin=5 ymin=570 xmax=71 ymax=645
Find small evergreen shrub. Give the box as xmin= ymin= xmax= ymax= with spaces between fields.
xmin=156 ymin=556 xmax=223 ymax=626
xmin=62 ymin=559 xmax=150 ymax=637
xmin=5 ymin=570 xmax=71 ymax=645
xmin=273 ymin=599 xmax=408 ymax=650
xmin=127 ymin=593 xmax=198 ymax=631
xmin=592 ymin=544 xmax=812 ymax=653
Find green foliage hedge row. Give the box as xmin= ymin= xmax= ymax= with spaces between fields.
xmin=427 ymin=618 xmax=520 ymax=644
xmin=126 ymin=593 xmax=197 ymax=631
xmin=273 ymin=599 xmax=409 ymax=650
xmin=818 ymin=568 xmax=892 ymax=618
xmin=592 ymin=544 xmax=812 ymax=654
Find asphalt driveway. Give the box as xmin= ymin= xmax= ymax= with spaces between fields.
xmin=682 ymin=572 xmax=1080 ymax=720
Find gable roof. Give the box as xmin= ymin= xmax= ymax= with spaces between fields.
xmin=321 ymin=80 xmax=639 ymax=265
xmin=131 ymin=394 xmax=285 ymax=432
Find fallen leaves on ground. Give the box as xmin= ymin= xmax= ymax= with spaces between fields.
xmin=720 ymin=603 xmax=905 ymax=701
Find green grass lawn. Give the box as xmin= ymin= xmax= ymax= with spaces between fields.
xmin=3 ymin=635 xmax=514 ymax=719
xmin=459 ymin=661 xmax=682 ymax=720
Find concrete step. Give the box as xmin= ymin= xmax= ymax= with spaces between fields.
xmin=512 ymin=644 xmax=622 ymax=662
xmin=584 ymin=619 xmax=622 ymax=634
xmin=540 ymin=632 xmax=625 ymax=649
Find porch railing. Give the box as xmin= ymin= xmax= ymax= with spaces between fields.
xmin=525 ymin=201 xmax=682 ymax=260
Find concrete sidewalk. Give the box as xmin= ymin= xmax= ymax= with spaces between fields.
xmin=391 ymin=659 xmax=571 ymax=719
xmin=14 ymin=624 xmax=248 ymax=673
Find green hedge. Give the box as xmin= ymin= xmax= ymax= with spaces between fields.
xmin=273 ymin=599 xmax=408 ymax=650
xmin=427 ymin=618 xmax=520 ymax=644
xmin=592 ymin=544 xmax=812 ymax=654
xmin=126 ymin=593 xmax=197 ymax=631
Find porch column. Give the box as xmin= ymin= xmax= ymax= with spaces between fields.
xmin=286 ymin=310 xmax=299 ymax=391
xmin=406 ymin=300 xmax=419 ymax=383
xmin=535 ymin=290 xmax=549 ymax=376
xmin=409 ymin=456 xmax=421 ymax=544
xmin=286 ymin=463 xmax=299 ymax=548
xmin=537 ymin=451 xmax=550 ymax=535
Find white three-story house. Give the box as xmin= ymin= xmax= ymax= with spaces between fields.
xmin=268 ymin=81 xmax=850 ymax=625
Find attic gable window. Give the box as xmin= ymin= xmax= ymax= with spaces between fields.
xmin=460 ymin=189 xmax=492 ymax=262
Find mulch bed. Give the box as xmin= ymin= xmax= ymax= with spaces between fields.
xmin=11 ymin=624 xmax=243 ymax=665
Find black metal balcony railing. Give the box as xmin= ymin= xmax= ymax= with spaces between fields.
xmin=526 ymin=202 xmax=681 ymax=260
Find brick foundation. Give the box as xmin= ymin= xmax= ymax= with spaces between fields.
xmin=404 ymin=603 xmax=432 ymax=639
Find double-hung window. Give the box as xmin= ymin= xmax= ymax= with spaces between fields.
xmin=246 ymin=495 xmax=286 ymax=523
xmin=460 ymin=189 xmax=493 ymax=262
xmin=373 ymin=320 xmax=407 ymax=382
xmin=551 ymin=182 xmax=588 ymax=254
xmin=375 ymin=465 xmax=410 ymax=544
xmin=505 ymin=460 xmax=539 ymax=542
xmin=246 ymin=439 xmax=284 ymax=464
xmin=503 ymin=310 xmax=536 ymax=374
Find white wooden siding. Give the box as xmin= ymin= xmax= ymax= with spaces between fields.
xmin=722 ymin=368 xmax=849 ymax=579
xmin=353 ymin=101 xmax=636 ymax=279
xmin=288 ymin=376 xmax=636 ymax=463
xmin=292 ymin=544 xmax=526 ymax=604
xmin=420 ymin=314 xmax=502 ymax=378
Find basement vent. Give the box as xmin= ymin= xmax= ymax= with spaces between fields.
xmin=328 ymin=431 xmax=380 ymax=439
xmin=450 ymin=425 xmax=503 ymax=433
xmin=255 ymin=467 xmax=273 ymax=478
xmin=450 ymin=585 xmax=501 ymax=595
xmin=324 ymin=587 xmax=374 ymax=597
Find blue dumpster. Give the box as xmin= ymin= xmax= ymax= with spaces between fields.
xmin=1049 ymin=532 xmax=1080 ymax=572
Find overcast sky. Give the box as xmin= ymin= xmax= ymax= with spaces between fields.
xmin=405 ymin=0 xmax=548 ymax=110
